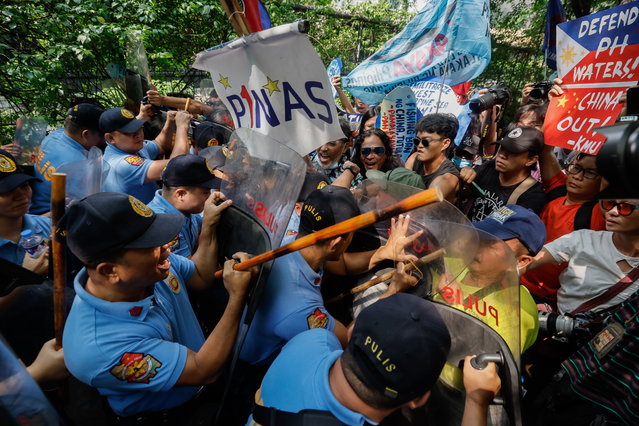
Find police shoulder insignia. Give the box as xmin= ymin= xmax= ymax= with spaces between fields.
xmin=307 ymin=308 xmax=329 ymax=329
xmin=110 ymin=352 xmax=162 ymax=383
xmin=0 ymin=154 xmax=17 ymax=173
xmin=164 ymin=272 xmax=181 ymax=294
xmin=121 ymin=109 xmax=135 ymax=119
xmin=128 ymin=196 xmax=153 ymax=218
xmin=125 ymin=156 xmax=145 ymax=166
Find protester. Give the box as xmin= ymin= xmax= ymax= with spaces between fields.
xmin=249 ymin=294 xmax=501 ymax=426
xmin=308 ymin=118 xmax=352 ymax=183
xmin=521 ymin=144 xmax=606 ymax=306
xmin=147 ymin=154 xmax=218 ymax=257
xmin=29 ymin=104 xmax=104 ymax=214
xmin=0 ymin=149 xmax=49 ymax=274
xmin=102 ymin=108 xmax=192 ymax=203
xmin=405 ymin=113 xmax=461 ymax=203
xmin=463 ymin=126 xmax=546 ymax=221
xmin=59 ymin=192 xmax=257 ymax=421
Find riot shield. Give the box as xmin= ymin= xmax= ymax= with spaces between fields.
xmin=57 ymin=147 xmax=109 ymax=207
xmin=125 ymin=31 xmax=152 ymax=107
xmin=0 ymin=336 xmax=61 ymax=425
xmin=13 ymin=117 xmax=48 ymax=166
xmin=219 ymin=128 xmax=306 ymax=248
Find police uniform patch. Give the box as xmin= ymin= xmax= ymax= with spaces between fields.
xmin=125 ymin=156 xmax=145 ymax=166
xmin=110 ymin=353 xmax=162 ymax=383
xmin=129 ymin=196 xmax=153 ymax=218
xmin=317 ymin=181 xmax=327 ymax=190
xmin=307 ymin=308 xmax=329 ymax=329
xmin=207 ymin=138 xmax=219 ymax=146
xmin=0 ymin=154 xmax=17 ymax=173
xmin=121 ymin=109 xmax=135 ymax=119
xmin=165 ymin=272 xmax=181 ymax=294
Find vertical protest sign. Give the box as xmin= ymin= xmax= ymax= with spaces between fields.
xmin=544 ymin=2 xmax=639 ymax=155
xmin=327 ymin=58 xmax=342 ymax=99
xmin=342 ymin=0 xmax=491 ymax=105
xmin=378 ymin=87 xmax=418 ymax=162
xmin=192 ymin=22 xmax=344 ymax=157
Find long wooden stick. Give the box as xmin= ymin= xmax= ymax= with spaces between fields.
xmin=184 ymin=97 xmax=191 ymax=112
xmin=230 ymin=0 xmax=251 ymax=35
xmin=214 ymin=188 xmax=442 ymax=279
xmin=51 ymin=173 xmax=67 ymax=349
xmin=326 ymin=248 xmax=447 ymax=304
xmin=220 ymin=0 xmax=249 ymax=36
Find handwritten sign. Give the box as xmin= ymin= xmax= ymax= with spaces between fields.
xmin=544 ymin=2 xmax=639 ymax=155
xmin=378 ymin=87 xmax=418 ymax=162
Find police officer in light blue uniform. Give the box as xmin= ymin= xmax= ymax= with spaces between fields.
xmin=147 ymin=154 xmax=222 ymax=257
xmin=30 ymin=104 xmax=104 ymax=214
xmin=240 ymin=186 xmax=360 ymax=366
xmin=101 ymin=108 xmax=192 ymax=204
xmin=0 ymin=149 xmax=50 ymax=272
xmin=58 ymin=192 xmax=256 ymax=421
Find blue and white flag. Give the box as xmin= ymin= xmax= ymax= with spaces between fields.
xmin=327 ymin=58 xmax=342 ymax=98
xmin=542 ymin=0 xmax=566 ymax=70
xmin=343 ymin=0 xmax=491 ymax=105
xmin=192 ymin=23 xmax=344 ymax=157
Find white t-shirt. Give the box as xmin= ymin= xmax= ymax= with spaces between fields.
xmin=545 ymin=230 xmax=639 ymax=314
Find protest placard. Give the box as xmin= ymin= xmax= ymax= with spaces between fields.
xmin=544 ymin=1 xmax=639 ymax=155
xmin=411 ymin=81 xmax=462 ymax=117
xmin=378 ymin=87 xmax=418 ymax=162
xmin=327 ymin=58 xmax=342 ymax=99
xmin=192 ymin=23 xmax=344 ymax=157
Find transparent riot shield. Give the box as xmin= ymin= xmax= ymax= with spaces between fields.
xmin=57 ymin=147 xmax=109 ymax=207
xmin=0 ymin=336 xmax=61 ymax=425
xmin=13 ymin=117 xmax=48 ymax=166
xmin=219 ymin=128 xmax=306 ymax=248
xmin=125 ymin=31 xmax=152 ymax=106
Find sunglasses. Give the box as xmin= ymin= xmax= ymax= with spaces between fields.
xmin=600 ymin=200 xmax=639 ymax=216
xmin=412 ymin=136 xmax=444 ymax=147
xmin=566 ymin=163 xmax=600 ymax=180
xmin=361 ymin=146 xmax=385 ymax=156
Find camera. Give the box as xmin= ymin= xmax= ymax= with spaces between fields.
xmin=529 ymin=81 xmax=552 ymax=101
xmin=468 ymin=83 xmax=512 ymax=114
xmin=595 ymin=120 xmax=639 ymax=198
xmin=538 ymin=312 xmax=594 ymax=342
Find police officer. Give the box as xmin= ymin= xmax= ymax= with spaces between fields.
xmin=250 ymin=293 xmax=501 ymax=426
xmin=30 ymin=103 xmax=104 ymax=214
xmin=59 ymin=192 xmax=257 ymax=423
xmin=147 ymin=154 xmax=220 ymax=257
xmin=101 ymin=107 xmax=191 ymax=203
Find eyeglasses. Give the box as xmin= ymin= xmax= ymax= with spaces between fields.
xmin=566 ymin=163 xmax=600 ymax=180
xmin=600 ymin=200 xmax=639 ymax=216
xmin=361 ymin=146 xmax=385 ymax=156
xmin=412 ymin=137 xmax=444 ymax=147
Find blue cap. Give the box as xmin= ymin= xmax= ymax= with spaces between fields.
xmin=99 ymin=107 xmax=146 ymax=134
xmin=473 ymin=204 xmax=546 ymax=255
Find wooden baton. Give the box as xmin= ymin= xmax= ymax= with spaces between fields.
xmin=325 ymin=248 xmax=447 ymax=304
xmin=51 ymin=173 xmax=67 ymax=349
xmin=214 ymin=187 xmax=443 ymax=279
xmin=184 ymin=97 xmax=191 ymax=113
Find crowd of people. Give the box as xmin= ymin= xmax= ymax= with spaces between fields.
xmin=0 ymin=66 xmax=637 ymax=426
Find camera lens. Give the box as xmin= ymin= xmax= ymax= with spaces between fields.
xmin=529 ymin=88 xmax=543 ymax=100
xmin=595 ymin=121 xmax=639 ymax=198
xmin=469 ymin=93 xmax=498 ymax=114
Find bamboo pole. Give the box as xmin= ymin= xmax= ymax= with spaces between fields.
xmin=214 ymin=187 xmax=443 ymax=279
xmin=51 ymin=173 xmax=67 ymax=349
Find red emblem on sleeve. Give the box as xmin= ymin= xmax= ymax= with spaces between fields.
xmin=110 ymin=353 xmax=162 ymax=383
xmin=307 ymin=308 xmax=329 ymax=329
xmin=124 ymin=156 xmax=145 ymax=166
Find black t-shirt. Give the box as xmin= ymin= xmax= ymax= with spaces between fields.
xmin=412 ymin=157 xmax=460 ymax=188
xmin=468 ymin=160 xmax=546 ymax=222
